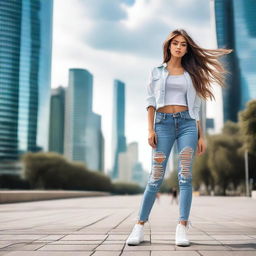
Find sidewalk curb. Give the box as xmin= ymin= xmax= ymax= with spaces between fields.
xmin=0 ymin=190 xmax=111 ymax=204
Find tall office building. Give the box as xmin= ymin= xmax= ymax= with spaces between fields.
xmin=213 ymin=0 xmax=256 ymax=122
xmin=112 ymin=79 xmax=127 ymax=179
xmin=0 ymin=0 xmax=53 ymax=174
xmin=233 ymin=0 xmax=256 ymax=107
xmin=64 ymin=69 xmax=93 ymax=163
xmin=118 ymin=142 xmax=138 ymax=182
xmin=132 ymin=162 xmax=148 ymax=187
xmin=118 ymin=142 xmax=148 ymax=187
xmin=85 ymin=112 xmax=104 ymax=172
xmin=64 ymin=68 xmax=104 ymax=171
xmin=49 ymin=86 xmax=65 ymax=154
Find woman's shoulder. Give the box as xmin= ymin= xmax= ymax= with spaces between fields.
xmin=150 ymin=63 xmax=165 ymax=76
xmin=153 ymin=62 xmax=166 ymax=70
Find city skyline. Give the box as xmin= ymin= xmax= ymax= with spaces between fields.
xmin=1 ymin=0 xmax=253 ymax=176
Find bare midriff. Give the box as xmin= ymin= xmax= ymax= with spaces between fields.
xmin=157 ymin=105 xmax=188 ymax=113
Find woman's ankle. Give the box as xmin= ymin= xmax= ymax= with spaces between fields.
xmin=137 ymin=220 xmax=145 ymax=225
xmin=179 ymin=220 xmax=188 ymax=226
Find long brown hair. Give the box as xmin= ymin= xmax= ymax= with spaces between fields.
xmin=162 ymin=29 xmax=233 ymax=101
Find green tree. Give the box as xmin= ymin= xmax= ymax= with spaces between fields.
xmin=193 ymin=137 xmax=214 ymax=194
xmin=238 ymin=99 xmax=256 ymax=189
xmin=207 ymin=121 xmax=244 ymax=195
xmin=239 ymin=99 xmax=256 ymax=153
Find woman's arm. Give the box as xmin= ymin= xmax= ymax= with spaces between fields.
xmin=196 ymin=120 xmax=204 ymax=140
xmin=147 ymin=106 xmax=157 ymax=148
xmin=148 ymin=106 xmax=156 ymax=131
xmin=196 ymin=120 xmax=207 ymax=155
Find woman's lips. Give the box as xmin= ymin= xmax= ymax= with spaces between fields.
xmin=176 ymin=51 xmax=181 ymax=54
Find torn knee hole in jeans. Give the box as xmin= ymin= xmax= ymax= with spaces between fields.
xmin=150 ymin=151 xmax=166 ymax=182
xmin=179 ymin=147 xmax=193 ymax=181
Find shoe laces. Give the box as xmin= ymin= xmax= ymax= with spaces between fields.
xmin=178 ymin=220 xmax=192 ymax=231
xmin=133 ymin=224 xmax=143 ymax=232
xmin=187 ymin=220 xmax=192 ymax=230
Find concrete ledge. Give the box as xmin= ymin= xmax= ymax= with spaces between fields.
xmin=0 ymin=190 xmax=110 ymax=204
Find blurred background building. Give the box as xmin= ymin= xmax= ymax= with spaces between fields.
xmin=111 ymin=80 xmax=127 ymax=179
xmin=63 ymin=68 xmax=104 ymax=172
xmin=64 ymin=69 xmax=93 ymax=164
xmin=85 ymin=112 xmax=104 ymax=172
xmin=0 ymin=0 xmax=53 ymax=174
xmin=49 ymin=86 xmax=65 ymax=154
xmin=214 ymin=0 xmax=256 ymax=122
xmin=117 ymin=141 xmax=148 ymax=187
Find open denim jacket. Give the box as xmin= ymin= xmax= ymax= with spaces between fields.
xmin=146 ymin=62 xmax=202 ymax=121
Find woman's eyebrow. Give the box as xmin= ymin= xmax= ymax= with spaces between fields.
xmin=173 ymin=40 xmax=187 ymax=43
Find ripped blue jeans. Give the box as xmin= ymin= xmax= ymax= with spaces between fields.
xmin=138 ymin=110 xmax=198 ymax=222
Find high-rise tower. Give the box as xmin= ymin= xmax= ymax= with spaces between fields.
xmin=112 ymin=79 xmax=127 ymax=179
xmin=0 ymin=0 xmax=53 ymax=173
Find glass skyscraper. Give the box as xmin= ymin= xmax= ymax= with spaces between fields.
xmin=0 ymin=0 xmax=53 ymax=173
xmin=49 ymin=86 xmax=65 ymax=154
xmin=64 ymin=68 xmax=104 ymax=172
xmin=64 ymin=69 xmax=93 ymax=163
xmin=214 ymin=0 xmax=256 ymax=122
xmin=85 ymin=112 xmax=104 ymax=172
xmin=112 ymin=79 xmax=127 ymax=179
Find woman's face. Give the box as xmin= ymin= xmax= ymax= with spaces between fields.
xmin=169 ymin=35 xmax=188 ymax=58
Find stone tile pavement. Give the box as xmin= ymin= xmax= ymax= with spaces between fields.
xmin=0 ymin=194 xmax=255 ymax=255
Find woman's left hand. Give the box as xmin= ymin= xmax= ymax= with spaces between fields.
xmin=196 ymin=137 xmax=207 ymax=156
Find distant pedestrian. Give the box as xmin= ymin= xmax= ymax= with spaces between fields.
xmin=170 ymin=187 xmax=178 ymax=205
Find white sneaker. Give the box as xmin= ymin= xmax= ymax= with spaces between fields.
xmin=175 ymin=221 xmax=192 ymax=246
xmin=126 ymin=223 xmax=144 ymax=246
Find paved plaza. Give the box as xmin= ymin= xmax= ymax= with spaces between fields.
xmin=0 ymin=194 xmax=255 ymax=255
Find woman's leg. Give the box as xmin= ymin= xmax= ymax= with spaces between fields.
xmin=137 ymin=114 xmax=176 ymax=223
xmin=176 ymin=117 xmax=198 ymax=225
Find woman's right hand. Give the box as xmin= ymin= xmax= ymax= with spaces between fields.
xmin=148 ymin=130 xmax=157 ymax=148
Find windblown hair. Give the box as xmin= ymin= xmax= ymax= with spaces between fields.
xmin=162 ymin=29 xmax=233 ymax=101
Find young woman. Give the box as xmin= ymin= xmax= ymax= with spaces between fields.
xmin=126 ymin=29 xmax=232 ymax=247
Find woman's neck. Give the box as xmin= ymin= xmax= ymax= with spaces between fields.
xmin=167 ymin=57 xmax=183 ymax=68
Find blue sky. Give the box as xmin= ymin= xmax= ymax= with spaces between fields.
xmin=52 ymin=0 xmax=221 ymax=173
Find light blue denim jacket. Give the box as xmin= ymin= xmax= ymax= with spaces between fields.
xmin=146 ymin=62 xmax=202 ymax=121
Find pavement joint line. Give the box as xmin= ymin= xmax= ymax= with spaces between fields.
xmin=87 ymin=211 xmax=134 ymax=254
xmin=118 ymin=243 xmax=126 ymax=256
xmin=75 ymin=214 xmax=111 ymax=231
xmin=112 ymin=211 xmax=136 ymax=230
xmin=0 ymin=241 xmax=25 ymax=251
xmin=149 ymin=221 xmax=152 ymax=247
xmin=90 ymin=233 xmax=109 ymax=254
xmin=106 ymin=211 xmax=135 ymax=255
xmin=34 ymin=241 xmax=51 ymax=251
xmin=31 ymin=234 xmax=66 ymax=251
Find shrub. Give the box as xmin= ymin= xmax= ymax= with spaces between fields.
xmin=0 ymin=174 xmax=30 ymax=189
xmin=111 ymin=181 xmax=143 ymax=194
xmin=22 ymin=152 xmax=112 ymax=191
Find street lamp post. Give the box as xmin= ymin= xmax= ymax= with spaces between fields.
xmin=244 ymin=149 xmax=250 ymax=196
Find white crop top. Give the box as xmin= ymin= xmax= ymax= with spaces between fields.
xmin=164 ymin=73 xmax=188 ymax=106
